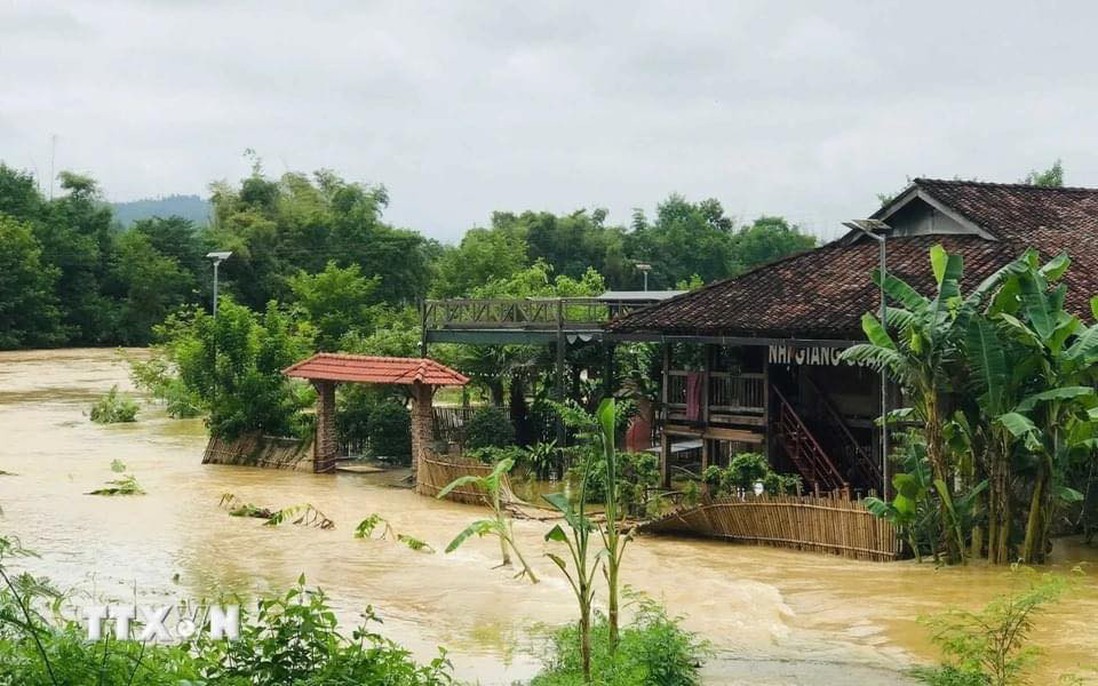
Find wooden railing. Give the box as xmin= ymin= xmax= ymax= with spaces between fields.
xmin=666 ymin=370 xmax=765 ymax=416
xmin=710 ymin=372 xmax=765 ymax=413
xmin=423 ymin=297 xmax=656 ymax=330
xmin=771 ymin=385 xmax=846 ymax=492
xmin=640 ymin=493 xmax=901 ymax=561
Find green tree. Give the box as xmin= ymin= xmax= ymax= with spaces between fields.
xmin=494 ymin=208 xmax=633 ymax=286
xmin=112 ymin=230 xmax=195 ymax=345
xmin=208 ymin=166 xmax=432 ymax=309
xmin=132 ymin=215 xmax=208 ymax=284
xmin=1022 ymin=160 xmax=1064 ymax=188
xmin=433 ymin=227 xmax=529 ymax=297
xmin=731 ymin=216 xmax=816 ymax=271
xmin=0 ymin=215 xmax=63 ymax=348
xmin=288 ymin=261 xmax=379 ymax=350
xmin=166 ymin=299 xmax=316 ymax=439
xmin=36 ymin=172 xmax=121 ymax=344
xmin=626 ymin=195 xmax=737 ymax=289
xmin=0 ymin=164 xmax=43 ymax=220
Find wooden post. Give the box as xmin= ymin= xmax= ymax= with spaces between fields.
xmin=418 ymin=299 xmax=429 ymax=358
xmin=602 ymin=342 xmax=615 ymax=400
xmin=411 ymin=381 xmax=436 ymax=494
xmin=701 ymin=344 xmax=713 ymax=473
xmin=762 ymin=348 xmax=771 ymax=462
xmin=555 ymin=308 xmax=567 ymax=447
xmin=313 ymin=380 xmax=338 ymax=473
xmin=660 ymin=344 xmax=671 ymax=488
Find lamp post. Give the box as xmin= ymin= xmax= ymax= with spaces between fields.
xmin=636 ymin=263 xmax=652 ymax=292
xmin=205 ymin=251 xmax=232 ymax=317
xmin=842 ymin=219 xmax=891 ymax=498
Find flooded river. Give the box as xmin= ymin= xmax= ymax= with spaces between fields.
xmin=1 ymin=349 xmax=1096 ymax=684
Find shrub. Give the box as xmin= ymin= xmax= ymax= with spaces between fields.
xmin=468 ymin=445 xmax=525 ymax=465
xmin=702 ymin=452 xmax=800 ymax=497
xmin=89 ymin=386 xmax=139 ymax=423
xmin=464 ymin=405 xmax=515 ymax=450
xmin=369 ymin=399 xmax=412 ymax=463
xmin=911 ymin=567 xmax=1074 ymax=686
xmin=531 ymin=596 xmax=707 ymax=686
xmin=571 ymin=451 xmax=660 ymax=516
xmin=130 ymin=354 xmax=204 ymax=418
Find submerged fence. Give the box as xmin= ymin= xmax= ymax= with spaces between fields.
xmin=640 ymin=494 xmax=901 ymax=562
xmin=416 ymin=453 xmax=519 ymax=504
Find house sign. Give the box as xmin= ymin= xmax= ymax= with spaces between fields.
xmin=767 ymin=344 xmax=848 ymax=367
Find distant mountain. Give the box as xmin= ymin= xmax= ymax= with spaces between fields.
xmin=111 ymin=194 xmax=211 ymax=227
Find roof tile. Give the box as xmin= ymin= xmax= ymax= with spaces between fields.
xmin=610 ymin=180 xmax=1098 ymax=340
xmin=283 ymin=353 xmax=469 ymax=386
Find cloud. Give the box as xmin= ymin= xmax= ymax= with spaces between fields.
xmin=1 ymin=0 xmax=1095 ymax=242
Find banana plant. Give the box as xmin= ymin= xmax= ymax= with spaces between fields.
xmin=865 ymin=472 xmax=928 ymax=562
xmin=985 ymin=253 xmax=1098 ymax=563
xmin=437 ymin=457 xmax=538 ymax=583
xmin=844 ymin=244 xmax=1025 ymax=563
xmin=594 ymin=397 xmax=629 ymax=651
xmin=544 ymin=483 xmax=600 ymax=682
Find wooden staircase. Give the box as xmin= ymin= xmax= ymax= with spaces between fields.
xmin=771 ymin=385 xmax=847 ymax=492
xmin=803 ymin=375 xmax=882 ymax=489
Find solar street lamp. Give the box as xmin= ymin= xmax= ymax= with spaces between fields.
xmin=205 ymin=251 xmax=232 ymax=317
xmin=842 ymin=219 xmax=892 ymax=498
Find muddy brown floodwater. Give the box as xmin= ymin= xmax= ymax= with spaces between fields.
xmin=1 ymin=349 xmax=1096 ymax=684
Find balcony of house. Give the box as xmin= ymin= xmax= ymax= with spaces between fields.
xmin=664 ymin=369 xmax=767 ymax=431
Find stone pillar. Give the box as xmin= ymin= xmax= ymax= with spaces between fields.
xmin=313 ymin=380 xmax=337 ymax=473
xmin=410 ymin=381 xmax=435 ymax=493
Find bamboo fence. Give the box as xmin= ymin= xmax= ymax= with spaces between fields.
xmin=641 ymin=494 xmax=901 ymax=562
xmin=202 ymin=433 xmax=313 ymax=470
xmin=415 ymin=453 xmax=519 ymax=504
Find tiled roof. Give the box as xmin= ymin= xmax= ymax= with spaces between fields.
xmin=283 ymin=353 xmax=469 ymax=386
xmin=609 ymin=180 xmax=1098 ymax=341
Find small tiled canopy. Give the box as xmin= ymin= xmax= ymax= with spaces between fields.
xmin=282 ymin=353 xmax=468 ymax=478
xmin=283 ymin=353 xmax=469 ymax=387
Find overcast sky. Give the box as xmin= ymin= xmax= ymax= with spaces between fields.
xmin=2 ymin=1 xmax=1096 ymax=242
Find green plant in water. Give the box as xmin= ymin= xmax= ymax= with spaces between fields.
xmin=110 ymin=459 xmax=126 ymax=473
xmin=354 ymin=513 xmax=395 ymax=540
xmin=525 ymin=439 xmax=560 ymax=480
xmin=543 ymin=397 xmax=634 ymax=680
xmin=866 ymin=471 xmax=930 ymax=563
xmin=396 ymin=534 xmax=435 ymax=553
xmin=912 ymin=566 xmax=1078 ymax=686
xmin=218 ymin=493 xmax=333 ymax=528
xmin=264 ymin=503 xmax=336 ymax=530
xmin=437 ymin=457 xmax=538 ymax=583
xmin=86 ymin=474 xmax=145 ymax=496
xmin=530 ymin=593 xmax=707 ymax=686
xmin=89 ymin=385 xmax=139 ymax=424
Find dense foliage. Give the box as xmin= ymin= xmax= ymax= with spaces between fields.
xmin=701 ymin=452 xmax=801 ymax=497
xmin=143 ymin=299 xmax=316 ymax=439
xmin=89 ymin=386 xmax=139 ymax=424
xmin=0 ymin=161 xmax=815 ymax=351
xmin=846 ymin=246 xmax=1098 ymax=564
xmin=464 ymin=405 xmax=516 ymax=450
